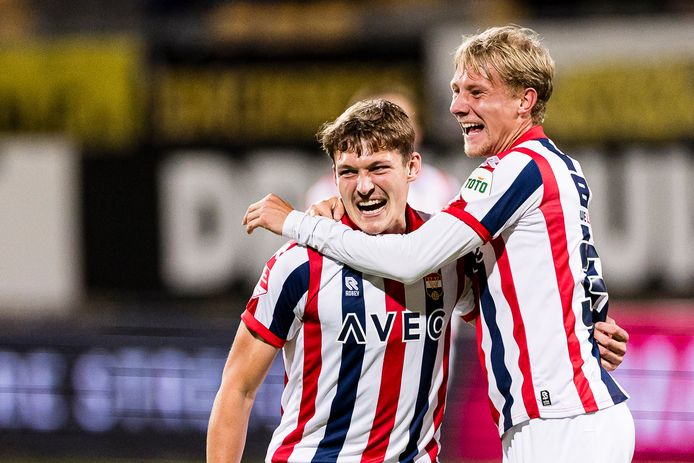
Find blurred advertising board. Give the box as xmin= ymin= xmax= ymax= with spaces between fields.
xmin=1 ymin=302 xmax=693 ymax=461
xmin=0 ymin=38 xmax=144 ymax=150
xmin=0 ymin=138 xmax=81 ymax=314
xmin=0 ymin=317 xmax=281 ymax=460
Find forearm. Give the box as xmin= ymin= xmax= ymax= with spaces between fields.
xmin=283 ymin=211 xmax=483 ymax=284
xmin=207 ymin=388 xmax=255 ymax=463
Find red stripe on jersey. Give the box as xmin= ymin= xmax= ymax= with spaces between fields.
xmin=443 ymin=199 xmax=493 ymax=242
xmin=245 ymin=295 xmax=259 ymax=316
xmin=491 ymin=237 xmax=539 ymax=419
xmin=271 ymin=248 xmax=324 ymax=462
xmin=361 ymin=279 xmax=407 ymax=462
xmin=476 ymin=315 xmax=500 ymax=426
xmin=241 ymin=310 xmax=285 ymax=348
xmin=516 ymin=147 xmax=598 ymax=413
xmin=424 ymin=322 xmax=451 ymax=461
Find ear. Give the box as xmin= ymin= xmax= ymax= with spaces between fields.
xmin=332 ymin=164 xmax=338 ymax=186
xmin=518 ymin=88 xmax=538 ymax=119
xmin=406 ymin=152 xmax=422 ymax=183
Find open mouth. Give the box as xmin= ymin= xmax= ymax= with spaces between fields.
xmin=462 ymin=122 xmax=484 ymax=135
xmin=357 ymin=198 xmax=386 ymax=214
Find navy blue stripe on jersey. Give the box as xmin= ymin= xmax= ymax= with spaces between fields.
xmin=590 ymin=332 xmax=629 ymax=405
xmin=399 ymin=273 xmax=445 ymax=462
xmin=312 ymin=268 xmax=366 ymax=462
xmin=480 ymin=160 xmax=542 ymax=237
xmin=269 ymin=261 xmax=310 ymax=340
xmin=538 ymin=138 xmax=576 ymax=171
xmin=478 ymin=261 xmax=515 ymax=432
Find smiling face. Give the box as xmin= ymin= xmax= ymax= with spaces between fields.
xmin=449 ymin=66 xmax=535 ymax=158
xmin=334 ymin=148 xmax=421 ymax=235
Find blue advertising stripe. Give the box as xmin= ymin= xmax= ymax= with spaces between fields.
xmin=312 ymin=267 xmax=366 ymax=462
xmin=538 ymin=138 xmax=576 ymax=171
xmin=480 ymin=161 xmax=542 ymax=237
xmin=399 ymin=272 xmax=445 ymax=462
xmin=269 ymin=261 xmax=310 ymax=340
xmin=477 ymin=261 xmax=515 ymax=432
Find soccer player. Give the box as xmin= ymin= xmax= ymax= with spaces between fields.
xmin=208 ymin=99 xmax=477 ymax=463
xmin=304 ymin=85 xmax=460 ymax=214
xmin=243 ymin=25 xmax=635 ymax=462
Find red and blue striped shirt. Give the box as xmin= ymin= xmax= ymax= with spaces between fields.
xmin=243 ymin=206 xmax=474 ymax=462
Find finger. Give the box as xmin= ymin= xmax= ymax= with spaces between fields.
xmin=596 ymin=332 xmax=627 ymax=356
xmin=610 ymin=324 xmax=629 ymax=343
xmin=332 ymin=198 xmax=346 ymax=220
xmin=598 ymin=345 xmax=621 ymax=370
xmin=309 ymin=202 xmax=333 ymax=218
xmin=245 ymin=217 xmax=258 ymax=234
xmin=600 ymin=357 xmax=617 ymax=372
xmin=595 ymin=327 xmax=627 ymax=359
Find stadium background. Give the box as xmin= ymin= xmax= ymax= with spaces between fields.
xmin=0 ymin=0 xmax=693 ymax=461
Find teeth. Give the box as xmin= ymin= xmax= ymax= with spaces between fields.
xmin=358 ymin=199 xmax=383 ymax=207
xmin=461 ymin=122 xmax=483 ymax=135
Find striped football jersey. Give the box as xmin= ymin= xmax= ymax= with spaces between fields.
xmin=242 ymin=205 xmax=474 ymax=463
xmin=443 ymin=126 xmax=628 ymax=434
xmin=282 ymin=126 xmax=629 ymax=437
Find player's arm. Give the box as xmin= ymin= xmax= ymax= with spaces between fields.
xmin=207 ymin=323 xmax=278 ymax=463
xmin=244 ymin=194 xmax=484 ymax=285
xmin=594 ymin=316 xmax=629 ymax=371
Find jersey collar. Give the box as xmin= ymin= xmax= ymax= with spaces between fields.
xmin=496 ymin=125 xmax=547 ymax=160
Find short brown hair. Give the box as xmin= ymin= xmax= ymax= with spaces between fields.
xmin=316 ymin=99 xmax=415 ymax=164
xmin=454 ymin=25 xmax=555 ymax=124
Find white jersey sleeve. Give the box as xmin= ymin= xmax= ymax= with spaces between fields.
xmin=282 ymin=209 xmax=483 ymax=285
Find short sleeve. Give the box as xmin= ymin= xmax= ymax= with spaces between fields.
xmin=242 ymin=242 xmax=309 ymax=348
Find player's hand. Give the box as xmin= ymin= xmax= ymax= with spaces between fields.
xmin=594 ymin=316 xmax=629 ymax=371
xmin=243 ymin=193 xmax=294 ymax=235
xmin=307 ymin=195 xmax=345 ymax=221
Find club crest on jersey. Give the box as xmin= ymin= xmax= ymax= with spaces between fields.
xmin=424 ymin=273 xmax=443 ymax=301
xmin=344 ymin=276 xmax=360 ymax=296
xmin=461 ymin=167 xmax=493 ymax=201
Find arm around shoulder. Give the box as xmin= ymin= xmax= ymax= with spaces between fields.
xmin=207 ymin=323 xmax=279 ymax=463
xmin=283 ymin=209 xmax=483 ymax=284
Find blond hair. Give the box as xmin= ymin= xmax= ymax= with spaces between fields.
xmin=454 ymin=25 xmax=555 ymax=124
xmin=316 ymin=99 xmax=415 ymax=165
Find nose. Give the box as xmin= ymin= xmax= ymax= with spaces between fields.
xmin=450 ymin=93 xmax=469 ymax=117
xmin=356 ymin=172 xmax=375 ymax=196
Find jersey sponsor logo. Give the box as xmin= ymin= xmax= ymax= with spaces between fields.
xmin=461 ymin=167 xmax=493 ymax=201
xmin=344 ymin=276 xmax=360 ymax=296
xmin=337 ymin=309 xmax=446 ymax=344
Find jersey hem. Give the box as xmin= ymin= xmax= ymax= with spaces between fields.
xmin=241 ymin=310 xmax=286 ymax=348
xmin=500 ymin=396 xmax=630 ymax=436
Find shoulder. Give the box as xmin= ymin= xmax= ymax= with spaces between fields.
xmin=251 ymin=241 xmax=312 ymax=298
